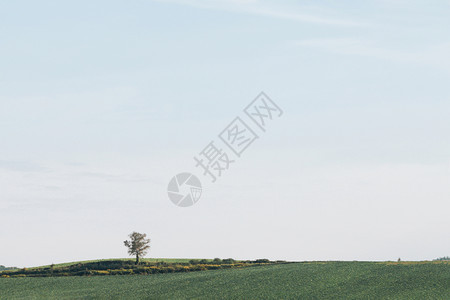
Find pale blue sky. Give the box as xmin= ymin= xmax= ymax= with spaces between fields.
xmin=1 ymin=0 xmax=449 ymax=267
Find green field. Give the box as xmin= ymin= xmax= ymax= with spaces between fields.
xmin=1 ymin=261 xmax=449 ymax=299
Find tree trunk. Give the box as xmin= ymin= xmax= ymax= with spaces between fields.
xmin=136 ymin=254 xmax=140 ymax=265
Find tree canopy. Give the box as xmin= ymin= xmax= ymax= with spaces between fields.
xmin=124 ymin=232 xmax=150 ymax=265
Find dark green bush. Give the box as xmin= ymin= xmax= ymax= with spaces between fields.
xmin=222 ymin=258 xmax=235 ymax=264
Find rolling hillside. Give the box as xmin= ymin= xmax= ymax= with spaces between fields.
xmin=1 ymin=261 xmax=449 ymax=299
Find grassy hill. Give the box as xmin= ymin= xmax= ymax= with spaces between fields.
xmin=0 ymin=258 xmax=273 ymax=277
xmin=33 ymin=258 xmax=201 ymax=269
xmin=1 ymin=261 xmax=449 ymax=299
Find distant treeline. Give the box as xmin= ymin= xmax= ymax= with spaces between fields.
xmin=0 ymin=266 xmax=16 ymax=271
xmin=434 ymin=256 xmax=450 ymax=261
xmin=0 ymin=259 xmax=288 ymax=278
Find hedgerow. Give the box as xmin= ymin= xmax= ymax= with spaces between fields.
xmin=0 ymin=259 xmax=280 ymax=278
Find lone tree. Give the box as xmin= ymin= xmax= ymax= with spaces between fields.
xmin=123 ymin=232 xmax=150 ymax=265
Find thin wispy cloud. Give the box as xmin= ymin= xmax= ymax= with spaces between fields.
xmin=152 ymin=0 xmax=366 ymax=27
xmin=295 ymin=38 xmax=450 ymax=70
xmin=75 ymin=171 xmax=155 ymax=183
xmin=0 ymin=160 xmax=49 ymax=172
